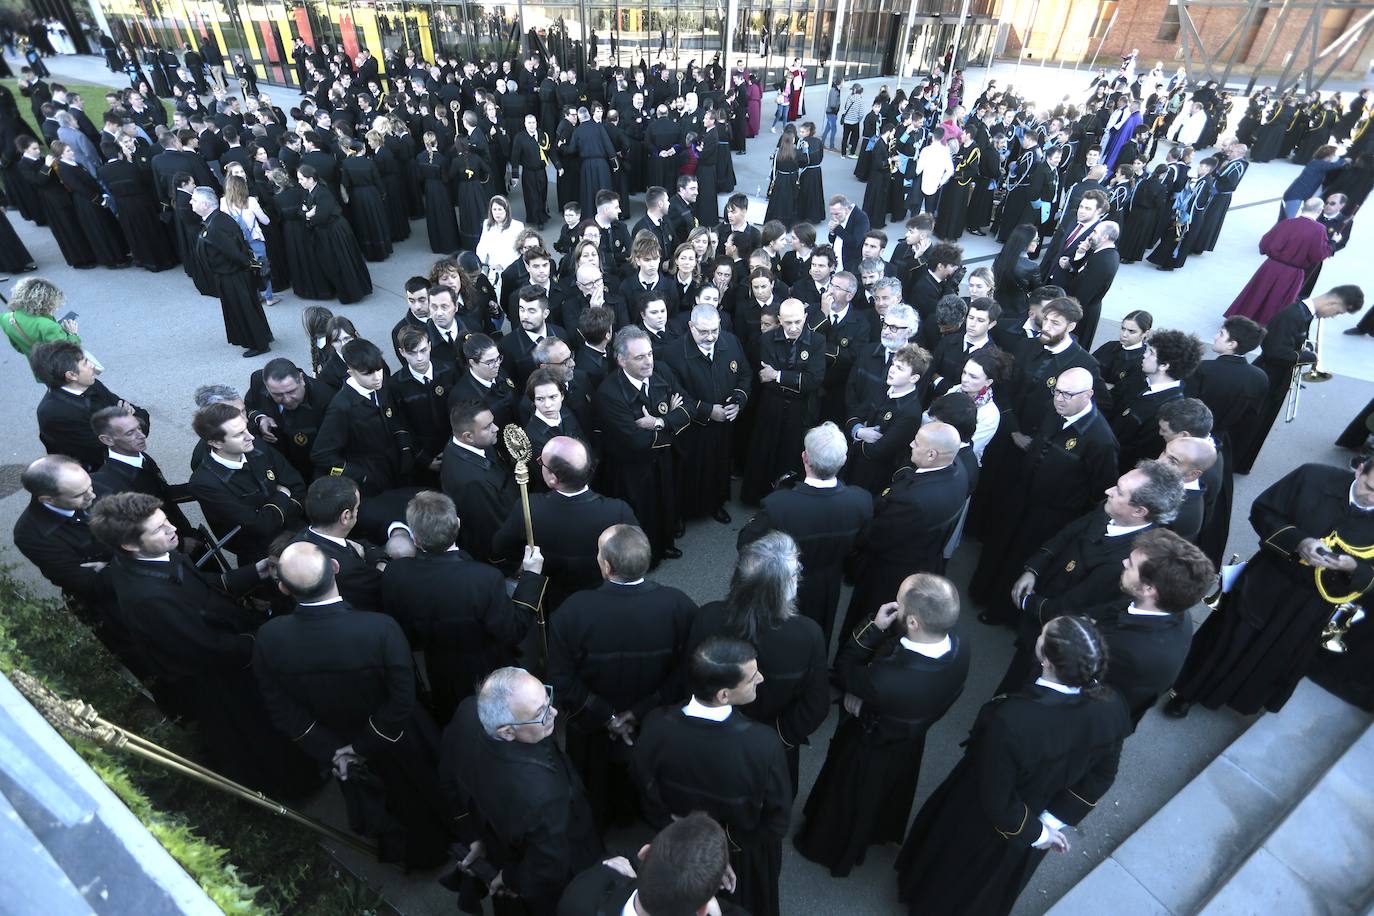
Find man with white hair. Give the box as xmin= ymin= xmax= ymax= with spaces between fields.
xmin=846 ymin=301 xmax=920 ymax=423
xmin=1066 ymin=219 xmax=1121 ymax=350
xmin=439 ymin=666 xmax=602 ymax=913
xmin=739 ymin=421 xmax=875 ymax=645
xmin=190 ymin=186 xmax=273 ymax=357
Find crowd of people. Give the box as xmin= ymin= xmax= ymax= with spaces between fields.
xmin=5 ymin=34 xmax=1374 ymax=916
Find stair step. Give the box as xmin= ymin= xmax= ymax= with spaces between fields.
xmin=1199 ymin=722 xmax=1374 ymax=916
xmin=1047 ymin=680 xmax=1372 ymax=915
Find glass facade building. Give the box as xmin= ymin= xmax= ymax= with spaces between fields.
xmin=92 ymin=0 xmax=999 ymax=90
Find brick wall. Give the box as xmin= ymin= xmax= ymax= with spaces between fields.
xmin=999 ymin=0 xmax=1373 ymax=81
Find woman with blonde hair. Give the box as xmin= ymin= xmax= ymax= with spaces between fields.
xmin=2 ymin=277 xmax=79 ymax=360
xmin=686 ymin=224 xmax=716 ymax=263
xmin=222 ymin=173 xmax=280 ymax=306
xmin=667 ymin=241 xmax=701 ymax=306
xmin=476 ymin=194 xmax=525 ymax=278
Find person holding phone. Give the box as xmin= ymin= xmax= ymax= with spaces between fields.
xmin=2 ymin=277 xmax=79 ymax=362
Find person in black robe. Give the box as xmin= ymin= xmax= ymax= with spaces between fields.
xmin=88 ymin=409 xmax=195 ymax=539
xmin=55 ymin=145 xmax=130 ymax=268
xmin=0 ymin=207 xmax=35 ymax=271
xmin=340 ymin=142 xmax=392 ymax=261
xmin=365 ymin=131 xmax=409 ymax=243
xmin=97 ymin=140 xmax=177 ymax=271
xmin=440 ymin=400 xmax=517 ymax=564
xmin=1191 ymin=145 xmax=1248 ymax=254
xmin=299 ymin=164 xmax=372 ymax=303
xmin=1167 ymin=460 xmax=1374 ymax=718
xmin=416 ymin=137 xmax=460 ymax=253
xmin=88 ymin=492 xmax=317 ymax=798
xmin=842 ymin=343 xmax=926 ymax=496
xmin=694 ymin=112 xmax=721 ymax=225
xmin=795 ymin=573 xmax=969 ymax=876
xmin=644 ymin=107 xmax=682 ymax=192
xmin=190 ymin=189 xmax=273 ymax=355
xmin=658 ymin=307 xmax=751 ymax=523
xmin=451 ymin=139 xmax=492 ymax=251
xmin=510 ymin=112 xmax=553 ymax=228
xmin=1108 ymin=328 xmax=1203 ymax=471
xmin=311 ymin=339 xmax=413 ymax=501
xmin=934 ymin=134 xmax=979 ymax=240
xmin=861 ymin=127 xmax=897 ymax=230
xmin=714 ymin=110 xmax=737 ymax=193
xmin=840 ymin=423 xmax=971 ymax=638
xmin=763 ymin=136 xmax=800 ymax=226
xmin=854 ymin=100 xmax=884 ymax=180
xmin=381 ymin=490 xmax=542 ymax=725
xmin=737 ymin=421 xmax=874 ymax=647
xmin=633 ymin=637 xmax=792 ymax=916
xmin=440 ymin=667 xmax=604 ymax=913
xmin=1117 ymin=165 xmax=1170 ymax=263
xmin=994 ymin=135 xmax=1043 ymax=243
xmin=594 ymin=326 xmax=693 ymax=562
xmin=547 ymin=524 xmax=697 ymax=830
xmin=895 ymin=615 xmax=1131 ymax=916
xmin=740 ymin=299 xmax=827 ymax=505
xmin=557 ymin=814 xmax=750 ymax=916
xmin=686 ymin=531 xmax=830 ymax=795
xmin=255 ymin=542 xmax=451 ymax=868
xmin=1250 ymin=99 xmax=1294 ymax=163
xmin=795 ymin=123 xmax=825 ymax=223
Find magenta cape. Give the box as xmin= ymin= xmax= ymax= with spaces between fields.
xmin=1225 ymin=216 xmax=1331 ymax=325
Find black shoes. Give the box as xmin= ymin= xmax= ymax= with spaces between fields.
xmin=712 ymin=507 xmax=732 ymax=524
xmin=243 ymin=346 xmax=270 ymax=358
xmin=659 ymin=546 xmax=683 ymax=560
xmin=1162 ymin=694 xmax=1192 ymax=718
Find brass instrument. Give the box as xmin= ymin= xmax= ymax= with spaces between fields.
xmin=1321 ymin=601 xmax=1363 ymax=653
xmin=1303 ymin=317 xmax=1332 ymax=382
xmin=502 ymin=424 xmax=547 ymax=668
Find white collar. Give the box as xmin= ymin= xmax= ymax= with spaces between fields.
xmin=1106 ymin=520 xmax=1151 ymax=536
xmin=1146 ymin=378 xmax=1181 ymax=394
xmin=433 ymin=322 xmax=458 ymax=341
xmin=210 ymin=450 xmax=246 ymax=470
xmin=1126 ymin=601 xmax=1171 ymax=617
xmin=525 ymin=326 xmax=547 ymax=343
xmin=450 ymin=438 xmax=489 ymax=459
xmin=1035 ymin=677 xmax=1081 ymax=695
xmin=534 ymin=410 xmax=562 ymax=428
xmin=1044 ymin=337 xmax=1073 ymax=355
xmin=1061 ymin=404 xmax=1093 ymax=427
xmin=804 ymin=476 xmax=839 ymax=488
xmin=308 ymin=527 xmax=348 ymax=547
xmin=60 ymin=385 xmax=88 ymax=396
xmin=964 ymin=336 xmax=989 ymax=350
xmin=683 ymin=696 xmax=733 ymax=721
xmin=409 ymin=365 xmax=434 ymax=384
xmin=624 ymin=369 xmax=649 ymax=390
xmin=106 ymin=450 xmax=145 ymax=469
xmin=900 ymin=635 xmax=953 ymax=658
xmin=468 ymin=369 xmax=494 ymax=389
xmin=610 ymin=577 xmax=646 ymax=586
xmin=42 ymin=504 xmax=77 ymax=518
xmin=299 ymin=596 xmax=345 ymax=607
xmin=138 ymin=553 xmax=172 ymax=562
xmin=1185 ymin=477 xmax=1202 ymax=491
xmin=914 ymin=464 xmax=945 ymax=474
xmin=620 ymin=890 xmax=640 ymax=916
xmin=1350 ymin=480 xmax=1374 ymax=512
xmin=557 ymin=486 xmax=591 ymax=497
xmin=1121 ymin=341 xmax=1144 ymax=351
xmin=346 ymin=377 xmax=377 ymax=399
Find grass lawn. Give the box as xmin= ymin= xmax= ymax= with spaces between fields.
xmin=1 ymin=79 xmax=173 ymax=135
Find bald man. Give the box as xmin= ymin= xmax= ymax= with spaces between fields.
xmin=1159 ymin=435 xmax=1217 ymax=543
xmin=741 ymin=298 xmax=828 ymax=505
xmin=490 ymin=436 xmax=640 ymax=610
xmin=253 ymin=542 xmax=451 ymax=868
xmin=840 ymin=421 xmax=972 ymax=638
xmin=969 ymin=365 xmax=1119 ymax=626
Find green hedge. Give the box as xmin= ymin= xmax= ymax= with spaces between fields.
xmin=0 ymin=571 xmax=386 ymax=915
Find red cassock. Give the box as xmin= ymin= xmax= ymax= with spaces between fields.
xmin=1224 ymin=216 xmax=1331 ymax=325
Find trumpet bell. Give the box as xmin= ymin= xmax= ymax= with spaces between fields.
xmin=1322 ymin=632 xmax=1349 ymax=653
xmin=1303 ymin=368 xmax=1333 ymax=382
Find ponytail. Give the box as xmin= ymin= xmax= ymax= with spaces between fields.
xmin=1044 ymin=615 xmax=1113 ymax=700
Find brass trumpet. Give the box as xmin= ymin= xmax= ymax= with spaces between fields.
xmin=1303 ymin=316 xmax=1333 ymax=382
xmin=1202 ymin=553 xmax=1239 ymax=611
xmin=1321 ymin=601 xmax=1363 ymax=653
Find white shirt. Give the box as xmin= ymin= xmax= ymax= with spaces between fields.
xmin=972 ymin=399 xmax=1001 ymax=461
xmin=1044 ymin=337 xmax=1073 ymax=355
xmin=1034 ymin=676 xmax=1081 ymax=695
xmin=804 ymin=476 xmax=839 ymax=488
xmin=1106 ymin=520 xmax=1151 ymax=537
xmin=1125 ymin=601 xmax=1171 ymax=618
xmin=535 ymin=411 xmax=562 ymax=428
xmin=475 ymin=219 xmax=527 ymax=273
xmin=42 ymin=504 xmax=77 ymax=518
xmin=1146 ymin=379 xmax=1181 ymax=394
xmin=620 ymin=891 xmax=640 ymax=916
xmin=307 ymin=527 xmax=348 ymax=547
xmin=449 ymin=438 xmax=488 ymax=459
xmin=557 ymin=486 xmax=591 ymax=498
xmin=900 ymin=635 xmax=953 ymax=658
xmin=210 ymin=451 xmax=246 ymax=470
xmin=623 ymin=369 xmax=650 ymax=395
xmin=1061 ymin=403 xmax=1093 ymax=428
xmin=468 ymin=369 xmax=494 ymax=389
xmin=683 ymin=696 xmax=732 ymax=721
xmin=106 ymin=450 xmax=146 ymax=469
xmin=916 ymin=141 xmax=955 ymax=194
xmin=409 ymin=365 xmax=434 ymax=384
xmin=346 ymin=377 xmax=379 ymax=400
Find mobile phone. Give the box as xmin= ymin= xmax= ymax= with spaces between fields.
xmin=59 ymin=311 xmax=78 ymax=322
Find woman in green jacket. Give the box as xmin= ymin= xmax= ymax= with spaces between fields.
xmin=2 ymin=277 xmax=80 ymax=365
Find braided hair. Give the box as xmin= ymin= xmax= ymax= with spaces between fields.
xmin=1041 ymin=615 xmax=1113 ymax=700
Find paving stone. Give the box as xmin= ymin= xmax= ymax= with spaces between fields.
xmin=1199 ymin=847 xmax=1332 ymax=916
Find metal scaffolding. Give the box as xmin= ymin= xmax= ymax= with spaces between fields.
xmin=1177 ymin=0 xmax=1374 ymax=93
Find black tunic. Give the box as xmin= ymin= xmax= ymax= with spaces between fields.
xmin=1175 ymin=463 xmax=1374 ymax=714
xmin=740 ymin=327 xmax=827 ymax=505
xmin=243 ymin=369 xmax=335 ymax=482
xmin=416 ymin=150 xmax=460 ymax=253
xmin=36 ymin=380 xmax=147 ymax=471
xmin=548 ymin=579 xmax=697 ymax=828
xmin=304 ymin=183 xmax=373 ymax=303
xmin=694 ymin=126 xmax=721 ymax=225
xmin=439 ymin=440 xmax=516 ymax=563
xmin=894 ymin=684 xmax=1131 ymax=916
xmin=633 ymin=707 xmax=792 ymax=916
xmin=194 ymin=210 xmax=273 ymax=350
xmin=97 ymin=158 xmax=176 ymax=270
xmin=381 ymin=551 xmax=538 ymax=724
xmin=254 ymin=598 xmax=450 ymax=868
xmin=186 ymin=443 xmax=305 ymax=563
xmin=1087 ymin=598 xmax=1195 ymax=727
xmin=46 ymin=160 xmax=116 ymax=266
xmin=340 ymin=155 xmax=393 ymax=261
xmin=276 ymin=185 xmax=332 ymax=298
xmin=795 ymin=621 xmax=969 ymax=875
xmin=843 ymin=387 xmax=925 ymax=496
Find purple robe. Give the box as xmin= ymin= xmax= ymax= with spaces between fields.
xmin=1103 ymin=111 xmax=1143 ymax=170
xmin=1225 ymin=217 xmax=1331 ymax=325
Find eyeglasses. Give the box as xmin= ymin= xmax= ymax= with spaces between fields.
xmin=1053 ymin=388 xmax=1091 ymax=399
xmin=501 ymin=684 xmax=555 ymax=728
xmin=882 ymin=322 xmax=913 ymax=333
xmin=478 ymin=355 xmax=503 ymax=368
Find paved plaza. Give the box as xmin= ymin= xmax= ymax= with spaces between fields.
xmin=2 ymin=53 xmax=1372 ymax=914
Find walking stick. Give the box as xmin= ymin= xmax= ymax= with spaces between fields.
xmin=502 ymin=424 xmax=547 ymax=669
xmin=9 ymin=669 xmax=378 ymax=858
